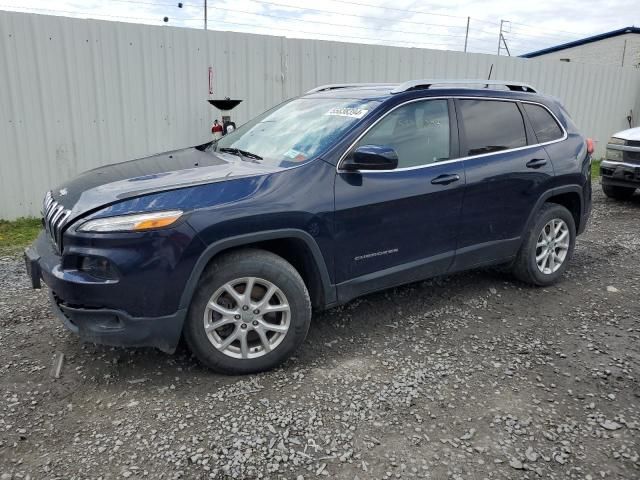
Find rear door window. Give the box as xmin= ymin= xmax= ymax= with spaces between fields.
xmin=458 ymin=100 xmax=527 ymax=156
xmin=523 ymin=103 xmax=564 ymax=143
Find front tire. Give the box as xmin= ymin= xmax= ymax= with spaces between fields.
xmin=184 ymin=249 xmax=311 ymax=374
xmin=512 ymin=203 xmax=576 ymax=286
xmin=602 ymin=184 xmax=635 ymax=200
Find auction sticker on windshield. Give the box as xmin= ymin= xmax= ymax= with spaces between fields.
xmin=325 ymin=107 xmax=369 ymax=119
xmin=284 ymin=149 xmax=307 ymax=162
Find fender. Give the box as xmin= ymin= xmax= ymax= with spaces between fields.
xmin=523 ymin=184 xmax=585 ymax=237
xmin=178 ymin=229 xmax=337 ymax=312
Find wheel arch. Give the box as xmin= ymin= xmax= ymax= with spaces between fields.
xmin=525 ymin=185 xmax=583 ymax=236
xmin=545 ymin=190 xmax=582 ymax=231
xmin=178 ymin=230 xmax=336 ymax=313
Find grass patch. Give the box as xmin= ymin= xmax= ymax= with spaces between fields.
xmin=0 ymin=217 xmax=42 ymax=253
xmin=591 ymin=159 xmax=601 ymax=180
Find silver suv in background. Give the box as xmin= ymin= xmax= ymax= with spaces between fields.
xmin=600 ymin=127 xmax=640 ymax=200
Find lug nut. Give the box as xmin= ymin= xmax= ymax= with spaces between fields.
xmin=253 ymin=309 xmax=260 ymax=314
xmin=241 ymin=323 xmax=247 ymax=329
xmin=242 ymin=305 xmax=249 ymax=311
xmin=252 ymin=320 xmax=259 ymax=326
xmin=234 ymin=314 xmax=241 ymax=320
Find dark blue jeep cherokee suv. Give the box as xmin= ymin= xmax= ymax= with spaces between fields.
xmin=25 ymin=79 xmax=592 ymax=374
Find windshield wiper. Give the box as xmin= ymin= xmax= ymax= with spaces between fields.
xmin=219 ymin=147 xmax=263 ymax=160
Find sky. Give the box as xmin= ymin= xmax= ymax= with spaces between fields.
xmin=1 ymin=0 xmax=638 ymax=56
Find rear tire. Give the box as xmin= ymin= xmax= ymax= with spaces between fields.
xmin=602 ymin=184 xmax=635 ymax=200
xmin=184 ymin=249 xmax=311 ymax=374
xmin=512 ymin=203 xmax=576 ymax=286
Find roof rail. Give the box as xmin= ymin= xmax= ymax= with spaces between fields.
xmin=390 ymin=79 xmax=537 ymax=94
xmin=306 ymin=83 xmax=393 ymax=94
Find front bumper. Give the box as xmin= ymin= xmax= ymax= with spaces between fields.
xmin=48 ymin=290 xmax=185 ymax=353
xmin=600 ymin=160 xmax=640 ymax=189
xmin=24 ymin=229 xmax=201 ymax=353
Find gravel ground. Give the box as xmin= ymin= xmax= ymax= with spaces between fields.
xmin=1 ymin=187 xmax=639 ymax=480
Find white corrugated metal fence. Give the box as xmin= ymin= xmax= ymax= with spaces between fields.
xmin=1 ymin=10 xmax=639 ymax=219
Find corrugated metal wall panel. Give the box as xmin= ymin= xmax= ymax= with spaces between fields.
xmin=1 ymin=10 xmax=639 ymax=219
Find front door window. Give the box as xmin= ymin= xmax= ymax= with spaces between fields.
xmin=348 ymin=99 xmax=451 ymax=168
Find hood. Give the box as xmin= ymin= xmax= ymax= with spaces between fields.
xmin=51 ymin=146 xmax=282 ymax=221
xmin=612 ymin=127 xmax=640 ymax=142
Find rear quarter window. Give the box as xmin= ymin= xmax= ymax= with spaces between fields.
xmin=458 ymin=100 xmax=527 ymax=156
xmin=523 ymin=103 xmax=564 ymax=143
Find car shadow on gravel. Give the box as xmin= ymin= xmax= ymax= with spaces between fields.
xmin=38 ymin=190 xmax=624 ymax=388
xmin=58 ymin=265 xmax=535 ymax=387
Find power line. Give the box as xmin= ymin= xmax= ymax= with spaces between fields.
xmin=228 ymin=0 xmax=470 ymax=30
xmin=3 ymin=1 xmax=553 ymax=51
xmin=472 ymin=17 xmax=588 ymax=44
xmin=105 ymin=0 xmax=501 ymax=27
xmin=507 ymin=27 xmax=580 ymax=41
xmin=0 ymin=5 xmax=451 ymax=49
xmin=312 ymin=0 xmax=501 ymax=26
xmin=505 ymin=32 xmax=582 ymax=51
xmin=130 ymin=0 xmax=485 ymax=37
xmin=468 ymin=21 xmax=586 ymax=54
xmin=468 ymin=26 xmax=503 ymax=36
xmin=0 ymin=4 xmax=480 ymax=49
xmin=188 ymin=1 xmax=593 ymax=48
xmin=205 ymin=4 xmax=483 ymax=41
xmin=205 ymin=15 xmax=468 ymax=49
xmin=0 ymin=5 xmax=186 ymax=22
xmin=507 ymin=19 xmax=587 ymax=37
xmin=170 ymin=1 xmax=498 ymax=46
xmin=3 ymin=0 xmax=590 ymax=44
xmin=478 ymin=23 xmax=567 ymax=44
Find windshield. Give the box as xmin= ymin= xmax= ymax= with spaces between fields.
xmin=213 ymin=97 xmax=381 ymax=168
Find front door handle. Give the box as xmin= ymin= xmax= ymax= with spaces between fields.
xmin=526 ymin=158 xmax=548 ymax=169
xmin=431 ymin=173 xmax=460 ymax=185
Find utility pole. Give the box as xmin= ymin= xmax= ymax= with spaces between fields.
xmin=501 ymin=34 xmax=511 ymax=56
xmin=464 ymin=17 xmax=470 ymax=52
xmin=497 ymin=19 xmax=504 ymax=56
xmin=204 ymin=0 xmax=208 ymax=30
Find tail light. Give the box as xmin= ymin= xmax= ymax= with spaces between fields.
xmin=586 ymin=138 xmax=594 ymax=155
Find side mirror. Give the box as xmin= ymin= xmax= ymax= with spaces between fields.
xmin=342 ymin=145 xmax=398 ymax=171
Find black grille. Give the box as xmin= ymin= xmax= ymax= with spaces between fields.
xmin=623 ymin=150 xmax=640 ymax=165
xmin=42 ymin=191 xmax=71 ymax=250
xmin=626 ymin=140 xmax=640 ymax=148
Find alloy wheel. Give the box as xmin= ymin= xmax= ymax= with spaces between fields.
xmin=535 ymin=218 xmax=570 ymax=275
xmin=203 ymin=277 xmax=291 ymax=359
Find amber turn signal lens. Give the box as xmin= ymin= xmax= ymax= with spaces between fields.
xmin=133 ymin=215 xmax=182 ymax=231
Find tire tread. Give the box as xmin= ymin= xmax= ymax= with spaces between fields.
xmin=184 ymin=248 xmax=311 ymax=374
xmin=512 ymin=203 xmax=575 ymax=286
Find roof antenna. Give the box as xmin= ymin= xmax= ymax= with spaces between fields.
xmin=486 ymin=64 xmax=494 ymax=88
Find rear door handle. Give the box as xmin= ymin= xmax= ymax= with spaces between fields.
xmin=526 ymin=158 xmax=548 ymax=169
xmin=431 ymin=173 xmax=460 ymax=185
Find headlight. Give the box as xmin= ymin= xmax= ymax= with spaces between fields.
xmin=608 ymin=137 xmax=626 ymax=145
xmin=605 ymin=148 xmax=623 ymax=162
xmin=77 ymin=210 xmax=183 ymax=233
